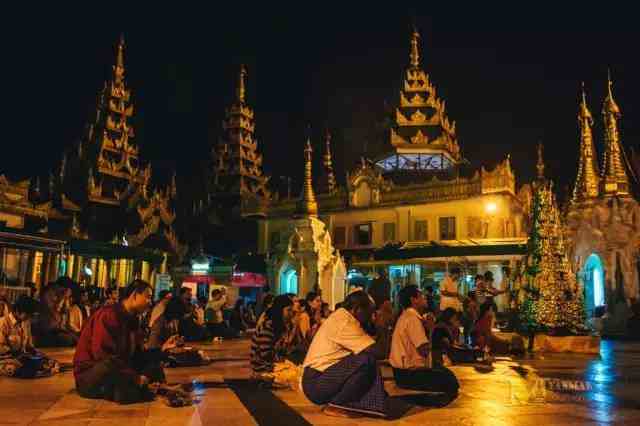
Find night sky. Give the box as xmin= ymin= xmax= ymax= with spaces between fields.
xmin=4 ymin=5 xmax=640 ymax=203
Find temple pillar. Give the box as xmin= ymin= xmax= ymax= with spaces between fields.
xmin=66 ymin=254 xmax=74 ymax=279
xmin=141 ymin=261 xmax=150 ymax=282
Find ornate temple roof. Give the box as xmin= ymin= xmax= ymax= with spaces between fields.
xmin=213 ymin=65 xmax=271 ymax=201
xmin=375 ymin=28 xmax=461 ymax=175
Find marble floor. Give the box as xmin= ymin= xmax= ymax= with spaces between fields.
xmin=1 ymin=339 xmax=639 ymax=425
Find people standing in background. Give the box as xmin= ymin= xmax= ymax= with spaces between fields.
xmin=68 ymin=288 xmax=91 ymax=337
xmin=206 ymin=289 xmax=229 ymax=340
xmin=439 ymin=267 xmax=463 ymax=314
xmin=368 ymin=269 xmax=391 ymax=309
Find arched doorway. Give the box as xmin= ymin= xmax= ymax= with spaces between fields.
xmin=279 ymin=266 xmax=298 ymax=295
xmin=583 ymin=253 xmax=605 ymax=316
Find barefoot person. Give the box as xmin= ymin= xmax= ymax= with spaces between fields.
xmin=301 ymin=290 xmax=388 ymax=418
xmin=390 ymin=285 xmax=459 ymax=399
xmin=73 ymin=280 xmax=165 ymax=404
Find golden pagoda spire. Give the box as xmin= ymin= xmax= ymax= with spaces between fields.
xmin=297 ymin=138 xmax=318 ymax=217
xmin=113 ymin=33 xmax=126 ymax=85
xmin=536 ymin=142 xmax=545 ymax=180
xmin=409 ymin=27 xmax=421 ymax=68
xmin=236 ymin=64 xmax=247 ymax=104
xmin=601 ymin=70 xmax=630 ymax=196
xmin=572 ymin=82 xmax=600 ymax=203
xmin=323 ymin=129 xmax=337 ymax=194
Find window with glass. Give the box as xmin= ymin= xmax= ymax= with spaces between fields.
xmin=333 ymin=226 xmax=346 ymax=246
xmin=383 ymin=223 xmax=396 ymax=242
xmin=354 ymin=223 xmax=372 ymax=246
xmin=439 ymin=216 xmax=456 ymax=240
xmin=414 ymin=220 xmax=428 ymax=241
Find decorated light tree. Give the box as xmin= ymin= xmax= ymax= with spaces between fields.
xmin=519 ymin=146 xmax=587 ymax=334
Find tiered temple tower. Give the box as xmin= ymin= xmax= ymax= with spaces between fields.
xmin=213 ymin=65 xmax=270 ymax=203
xmin=60 ymin=35 xmax=184 ymax=260
xmin=322 ymin=130 xmax=338 ymax=195
xmin=600 ymin=73 xmax=630 ymax=197
xmin=375 ymin=28 xmax=461 ymax=177
xmin=81 ymin=34 xmax=149 ymax=205
xmin=571 ymin=84 xmax=600 ymax=203
xmin=566 ymin=76 xmax=640 ymax=322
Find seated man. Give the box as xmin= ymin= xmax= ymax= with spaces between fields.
xmin=390 ymin=286 xmax=459 ymax=399
xmin=73 ymin=280 xmax=165 ymax=404
xmin=301 ymin=290 xmax=388 ymax=418
xmin=148 ymin=298 xmax=209 ymax=367
xmin=0 ymin=296 xmax=60 ymax=378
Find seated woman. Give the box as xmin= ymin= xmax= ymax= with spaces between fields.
xmin=250 ymin=295 xmax=296 ymax=387
xmin=229 ymin=298 xmax=248 ymax=336
xmin=67 ymin=288 xmax=92 ymax=338
xmin=432 ymin=308 xmax=481 ymax=366
xmin=0 ymin=296 xmax=60 ymax=378
xmin=472 ymin=302 xmax=513 ymax=357
xmin=148 ymin=298 xmax=209 ymax=367
xmin=36 ymin=281 xmax=78 ymax=347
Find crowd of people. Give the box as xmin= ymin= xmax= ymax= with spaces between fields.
xmin=244 ymin=267 xmax=526 ymax=419
xmin=0 ymin=267 xmax=529 ymax=418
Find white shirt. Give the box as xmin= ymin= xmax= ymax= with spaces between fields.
xmin=439 ymin=275 xmax=462 ymax=311
xmin=303 ymin=308 xmax=375 ymax=372
xmin=390 ymin=307 xmax=431 ymax=370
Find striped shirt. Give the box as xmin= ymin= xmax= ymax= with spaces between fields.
xmin=250 ymin=318 xmax=276 ymax=373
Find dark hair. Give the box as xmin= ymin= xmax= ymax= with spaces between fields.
xmin=478 ymin=301 xmax=495 ymax=319
xmin=13 ymin=295 xmax=38 ymax=316
xmin=263 ymin=293 xmax=275 ymax=309
xmin=425 ymin=286 xmax=434 ymax=293
xmin=398 ymin=285 xmax=421 ymax=309
xmin=197 ymin=296 xmax=208 ymax=305
xmin=475 ymin=274 xmax=484 ymax=281
xmin=467 ymin=291 xmax=476 ymax=299
xmin=179 ymin=287 xmax=192 ymax=296
xmin=55 ymin=276 xmax=74 ymax=289
xmin=298 ymin=299 xmax=311 ymax=315
xmin=450 ymin=267 xmax=461 ymax=276
xmin=305 ymin=292 xmax=319 ymax=303
xmin=122 ymin=279 xmax=152 ymax=299
xmin=483 ymin=271 xmax=494 ymax=281
xmin=211 ymin=289 xmax=221 ymax=298
xmin=165 ymin=297 xmax=187 ymax=321
xmin=234 ymin=298 xmax=245 ymax=310
xmin=266 ymin=295 xmax=294 ymax=340
xmin=342 ymin=290 xmax=374 ymax=312
xmin=439 ymin=307 xmax=458 ymax=324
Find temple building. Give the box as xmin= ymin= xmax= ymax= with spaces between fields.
xmin=193 ymin=65 xmax=271 ymax=257
xmin=250 ymin=28 xmax=530 ymax=303
xmin=566 ymin=77 xmax=640 ymax=330
xmin=1 ymin=35 xmax=183 ymax=292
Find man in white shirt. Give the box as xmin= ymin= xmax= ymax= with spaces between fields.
xmin=390 ymin=285 xmax=459 ymax=398
xmin=302 ymin=290 xmax=388 ymax=418
xmin=439 ymin=267 xmax=463 ymax=312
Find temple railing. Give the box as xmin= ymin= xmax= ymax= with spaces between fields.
xmin=381 ymin=179 xmax=482 ymax=204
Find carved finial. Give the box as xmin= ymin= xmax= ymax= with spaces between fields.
xmin=297 ymin=137 xmax=318 ymax=216
xmin=170 ymin=172 xmax=177 ymax=198
xmin=49 ymin=171 xmax=55 ymax=197
xmin=324 ymin=129 xmax=337 ymax=195
xmin=409 ymin=27 xmax=421 ymax=68
xmin=111 ymin=34 xmax=126 ymax=86
xmin=536 ymin=142 xmax=545 ymax=180
xmin=603 ymin=68 xmax=621 ymax=116
xmin=237 ymin=64 xmax=247 ymax=104
xmin=59 ymin=152 xmax=67 ymax=183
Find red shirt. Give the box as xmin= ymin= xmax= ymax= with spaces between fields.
xmin=73 ymin=303 xmax=140 ymax=383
